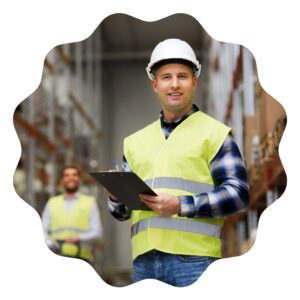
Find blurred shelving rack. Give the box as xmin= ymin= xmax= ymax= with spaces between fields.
xmin=207 ymin=42 xmax=287 ymax=257
xmin=13 ymin=36 xmax=106 ymax=277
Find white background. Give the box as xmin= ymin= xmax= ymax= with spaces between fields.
xmin=0 ymin=1 xmax=299 ymax=299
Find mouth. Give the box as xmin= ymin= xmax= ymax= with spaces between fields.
xmin=167 ymin=92 xmax=183 ymax=99
xmin=66 ymin=181 xmax=78 ymax=187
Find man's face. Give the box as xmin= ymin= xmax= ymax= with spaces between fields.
xmin=151 ymin=63 xmax=198 ymax=115
xmin=61 ymin=168 xmax=81 ymax=194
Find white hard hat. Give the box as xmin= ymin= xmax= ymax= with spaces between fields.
xmin=146 ymin=38 xmax=201 ymax=80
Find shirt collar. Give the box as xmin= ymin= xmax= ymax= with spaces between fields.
xmin=159 ymin=104 xmax=199 ymax=128
xmin=63 ymin=191 xmax=80 ymax=201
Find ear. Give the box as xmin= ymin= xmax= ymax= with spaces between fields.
xmin=192 ymin=77 xmax=198 ymax=91
xmin=151 ymin=79 xmax=158 ymax=93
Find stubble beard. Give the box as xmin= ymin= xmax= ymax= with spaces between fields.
xmin=65 ymin=186 xmax=79 ymax=194
xmin=165 ymin=97 xmax=193 ymax=114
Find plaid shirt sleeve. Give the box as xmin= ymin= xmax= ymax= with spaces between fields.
xmin=107 ymin=156 xmax=132 ymax=221
xmin=178 ymin=135 xmax=250 ymax=218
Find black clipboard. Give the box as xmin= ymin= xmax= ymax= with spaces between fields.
xmin=89 ymin=171 xmax=157 ymax=210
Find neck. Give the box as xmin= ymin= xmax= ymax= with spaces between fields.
xmin=163 ymin=104 xmax=193 ymax=122
xmin=64 ymin=191 xmax=78 ymax=199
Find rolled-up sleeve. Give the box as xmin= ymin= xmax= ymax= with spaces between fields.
xmin=179 ymin=135 xmax=250 ymax=218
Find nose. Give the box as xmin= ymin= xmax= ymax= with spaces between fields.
xmin=171 ymin=76 xmax=180 ymax=89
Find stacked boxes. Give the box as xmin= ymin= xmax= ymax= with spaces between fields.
xmin=257 ymin=90 xmax=286 ymax=163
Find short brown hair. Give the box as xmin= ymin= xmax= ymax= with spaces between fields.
xmin=60 ymin=165 xmax=82 ymax=178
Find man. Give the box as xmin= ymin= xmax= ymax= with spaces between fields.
xmin=108 ymin=38 xmax=249 ymax=286
xmin=42 ymin=165 xmax=103 ymax=263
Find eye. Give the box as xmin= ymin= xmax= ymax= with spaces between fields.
xmin=178 ymin=74 xmax=188 ymax=79
xmin=161 ymin=74 xmax=171 ymax=80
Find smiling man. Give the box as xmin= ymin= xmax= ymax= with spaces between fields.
xmin=107 ymin=39 xmax=250 ymax=286
xmin=42 ymin=165 xmax=102 ymax=263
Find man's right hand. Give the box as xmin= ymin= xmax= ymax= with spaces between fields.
xmin=65 ymin=236 xmax=80 ymax=244
xmin=104 ymin=187 xmax=119 ymax=202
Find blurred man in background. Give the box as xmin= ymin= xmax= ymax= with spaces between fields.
xmin=42 ymin=165 xmax=103 ymax=263
xmin=107 ymin=38 xmax=249 ymax=286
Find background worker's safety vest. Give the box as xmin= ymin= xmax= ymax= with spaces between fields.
xmin=48 ymin=194 xmax=95 ymax=261
xmin=124 ymin=111 xmax=231 ymax=260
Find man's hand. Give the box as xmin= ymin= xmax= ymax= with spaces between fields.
xmin=139 ymin=193 xmax=181 ymax=216
xmin=103 ymin=187 xmax=119 ymax=202
xmin=65 ymin=236 xmax=80 ymax=244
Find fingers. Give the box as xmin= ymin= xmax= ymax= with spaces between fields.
xmin=141 ymin=200 xmax=159 ymax=212
xmin=65 ymin=236 xmax=80 ymax=243
xmin=139 ymin=194 xmax=163 ymax=213
xmin=102 ymin=186 xmax=119 ymax=202
xmin=139 ymin=193 xmax=180 ymax=216
xmin=139 ymin=194 xmax=157 ymax=203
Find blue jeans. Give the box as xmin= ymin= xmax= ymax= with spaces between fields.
xmin=133 ymin=250 xmax=218 ymax=287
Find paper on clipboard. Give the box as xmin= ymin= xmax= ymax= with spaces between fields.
xmin=89 ymin=171 xmax=157 ymax=210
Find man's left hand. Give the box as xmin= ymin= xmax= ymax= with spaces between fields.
xmin=139 ymin=193 xmax=181 ymax=216
xmin=65 ymin=236 xmax=80 ymax=244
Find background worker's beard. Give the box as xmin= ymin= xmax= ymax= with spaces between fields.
xmin=65 ymin=186 xmax=79 ymax=194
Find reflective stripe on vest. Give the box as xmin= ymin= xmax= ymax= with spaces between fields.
xmin=145 ymin=177 xmax=214 ymax=194
xmin=48 ymin=194 xmax=94 ymax=237
xmin=49 ymin=227 xmax=90 ymax=235
xmin=131 ymin=217 xmax=222 ymax=238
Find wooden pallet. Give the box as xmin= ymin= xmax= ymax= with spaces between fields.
xmin=249 ymin=164 xmax=262 ymax=186
xmin=273 ymin=115 xmax=287 ymax=150
xmin=240 ymin=238 xmax=255 ymax=254
xmin=260 ymin=114 xmax=287 ymax=163
xmin=260 ymin=132 xmax=276 ymax=164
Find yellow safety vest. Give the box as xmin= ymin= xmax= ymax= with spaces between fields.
xmin=124 ymin=111 xmax=231 ymax=260
xmin=48 ymin=194 xmax=95 ymax=261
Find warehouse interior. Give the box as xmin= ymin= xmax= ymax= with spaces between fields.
xmin=13 ymin=13 xmax=287 ymax=286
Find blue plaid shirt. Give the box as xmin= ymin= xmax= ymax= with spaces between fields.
xmin=108 ymin=104 xmax=249 ymax=220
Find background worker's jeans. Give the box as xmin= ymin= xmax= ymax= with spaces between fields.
xmin=133 ymin=249 xmax=218 ymax=287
